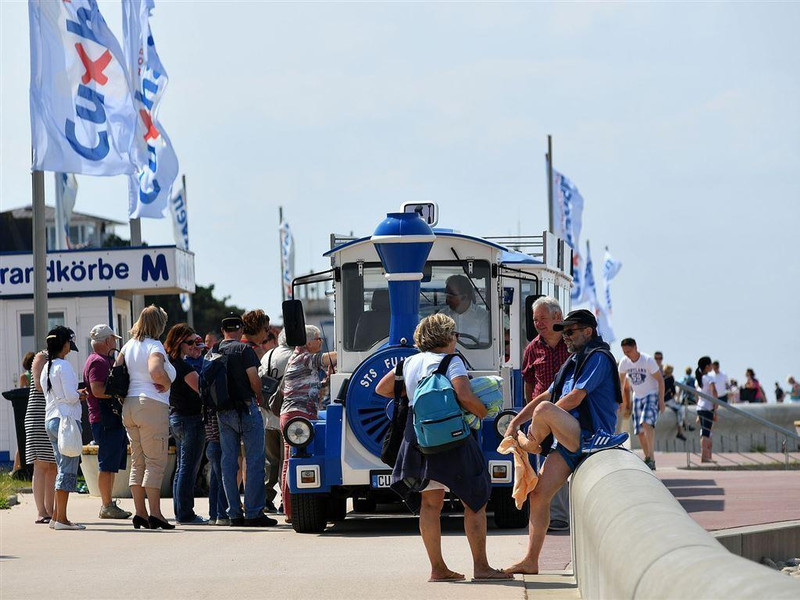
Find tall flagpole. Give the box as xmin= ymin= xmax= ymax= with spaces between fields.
xmin=130 ymin=217 xmax=144 ymax=319
xmin=279 ymin=206 xmax=285 ymax=302
xmin=32 ymin=168 xmax=48 ymax=351
xmin=182 ymin=174 xmax=194 ymax=328
xmin=546 ymin=134 xmax=554 ymax=234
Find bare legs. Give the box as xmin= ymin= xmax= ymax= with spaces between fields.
xmin=418 ymin=489 xmax=509 ymax=582
xmin=32 ymin=460 xmax=56 ymax=520
xmin=130 ymin=484 xmax=165 ymax=520
xmin=701 ymin=436 xmax=713 ymax=462
xmin=638 ymin=423 xmax=655 ymax=461
xmin=98 ymin=471 xmax=115 ymax=507
xmin=52 ymin=489 xmax=71 ymax=525
xmin=505 ymin=452 xmax=571 ymax=575
xmin=419 ymin=489 xmax=463 ymax=581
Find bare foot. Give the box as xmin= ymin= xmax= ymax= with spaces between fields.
xmin=429 ymin=569 xmax=465 ymax=582
xmin=473 ymin=567 xmax=513 ymax=581
xmin=504 ymin=560 xmax=538 ymax=575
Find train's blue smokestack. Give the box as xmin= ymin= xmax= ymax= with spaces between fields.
xmin=371 ymin=213 xmax=435 ymax=346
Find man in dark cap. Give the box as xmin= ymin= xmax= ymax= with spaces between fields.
xmin=214 ymin=312 xmax=276 ymax=527
xmin=504 ymin=309 xmax=627 ymax=575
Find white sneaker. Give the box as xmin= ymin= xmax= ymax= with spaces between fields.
xmin=53 ymin=521 xmax=86 ymax=530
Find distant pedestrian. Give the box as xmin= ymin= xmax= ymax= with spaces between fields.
xmin=119 ymin=305 xmax=177 ymax=530
xmin=744 ymin=369 xmax=766 ymax=403
xmin=786 ymin=376 xmax=800 ymax=402
xmin=774 ymin=383 xmax=785 ymax=403
xmin=618 ymin=338 xmax=665 ymax=470
xmin=696 ymin=357 xmax=718 ymax=463
xmin=280 ymin=325 xmax=337 ymax=523
xmin=241 ymin=309 xmax=270 ymax=360
xmin=42 ymin=326 xmax=85 ymax=530
xmin=164 ymin=323 xmax=208 ymax=525
xmin=663 ymin=365 xmax=686 ymax=441
xmin=259 ymin=329 xmax=294 ymax=514
xmin=84 ymin=324 xmax=131 ymax=520
xmin=712 ymin=361 xmax=729 ymax=402
xmin=25 ymin=348 xmax=57 ymax=524
xmin=204 ymin=332 xmax=220 ymax=353
xmin=215 ymin=313 xmax=276 ymax=527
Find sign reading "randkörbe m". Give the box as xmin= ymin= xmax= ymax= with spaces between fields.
xmin=0 ymin=247 xmax=195 ymax=296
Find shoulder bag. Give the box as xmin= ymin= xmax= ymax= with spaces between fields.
xmin=105 ymin=348 xmax=130 ymax=400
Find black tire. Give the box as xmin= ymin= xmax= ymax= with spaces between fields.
xmin=291 ymin=493 xmax=328 ymax=533
xmin=493 ymin=487 xmax=529 ymax=529
xmin=353 ymin=496 xmax=377 ymax=513
xmin=327 ymin=495 xmax=348 ymax=522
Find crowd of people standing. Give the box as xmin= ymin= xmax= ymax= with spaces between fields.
xmin=20 ymin=304 xmax=336 ymax=530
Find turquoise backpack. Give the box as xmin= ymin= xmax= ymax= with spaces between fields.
xmin=411 ymin=354 xmax=470 ymax=454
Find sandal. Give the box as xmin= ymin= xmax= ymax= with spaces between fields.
xmin=35 ymin=516 xmax=52 ymax=524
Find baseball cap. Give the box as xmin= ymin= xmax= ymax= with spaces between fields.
xmin=89 ymin=324 xmax=122 ymax=341
xmin=47 ymin=326 xmax=79 ymax=351
xmin=552 ymin=309 xmax=597 ymax=332
xmin=221 ymin=312 xmax=243 ymax=331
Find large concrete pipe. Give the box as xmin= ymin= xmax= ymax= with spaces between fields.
xmin=570 ymin=449 xmax=798 ymax=599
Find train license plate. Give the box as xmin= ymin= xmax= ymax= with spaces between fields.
xmin=370 ymin=470 xmax=392 ymax=489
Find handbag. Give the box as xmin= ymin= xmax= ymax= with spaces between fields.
xmin=98 ymin=397 xmax=125 ymax=430
xmin=105 ymin=349 xmax=130 ymax=399
xmin=58 ymin=416 xmax=82 ymax=457
xmin=260 ymin=350 xmax=281 ymax=403
xmin=268 ymin=385 xmax=284 ymax=416
xmin=380 ymin=359 xmax=407 ymax=467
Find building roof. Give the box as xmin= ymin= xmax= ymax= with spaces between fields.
xmin=1 ymin=205 xmax=126 ymax=225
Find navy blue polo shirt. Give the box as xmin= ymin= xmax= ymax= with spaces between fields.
xmin=548 ymin=352 xmax=618 ymax=435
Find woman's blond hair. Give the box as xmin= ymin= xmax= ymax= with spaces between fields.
xmin=414 ymin=313 xmax=456 ymax=352
xmin=130 ymin=305 xmax=169 ymax=341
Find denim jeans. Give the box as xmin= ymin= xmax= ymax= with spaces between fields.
xmin=205 ymin=440 xmax=227 ymax=520
xmin=169 ymin=413 xmax=206 ymax=522
xmin=45 ymin=417 xmax=82 ymax=492
xmin=218 ymin=400 xmax=265 ymax=519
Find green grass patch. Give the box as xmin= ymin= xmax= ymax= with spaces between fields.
xmin=0 ymin=471 xmax=33 ymax=509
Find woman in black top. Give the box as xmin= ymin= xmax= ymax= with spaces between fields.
xmin=164 ymin=323 xmax=207 ymax=525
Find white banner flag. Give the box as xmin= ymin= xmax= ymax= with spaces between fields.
xmin=168 ymin=185 xmax=191 ymax=313
xmin=602 ymin=248 xmax=623 ymax=313
xmin=123 ymin=0 xmax=179 ymax=219
xmin=549 ymin=164 xmax=586 ymax=303
xmin=593 ymin=303 xmax=616 ymax=344
xmin=279 ymin=221 xmax=295 ymax=300
xmin=54 ymin=173 xmax=78 ymax=250
xmin=582 ymin=241 xmax=599 ymax=309
xmin=29 ymin=0 xmax=144 ymax=174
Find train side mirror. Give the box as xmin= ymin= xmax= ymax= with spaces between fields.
xmin=282 ymin=299 xmax=307 ymax=346
xmin=525 ymin=295 xmax=544 ymax=342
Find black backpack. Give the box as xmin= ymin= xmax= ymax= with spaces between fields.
xmin=381 ymin=359 xmax=408 ymax=467
xmin=200 ymin=344 xmax=236 ymax=411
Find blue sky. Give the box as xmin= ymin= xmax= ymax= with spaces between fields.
xmin=2 ymin=2 xmax=799 ymax=396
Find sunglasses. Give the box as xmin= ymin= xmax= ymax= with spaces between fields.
xmin=181 ymin=338 xmax=196 ymax=346
xmin=561 ymin=326 xmax=587 ymax=338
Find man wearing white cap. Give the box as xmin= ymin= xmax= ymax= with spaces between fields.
xmin=84 ymin=324 xmax=132 ymax=519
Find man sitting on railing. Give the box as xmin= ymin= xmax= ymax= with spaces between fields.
xmin=503 ymin=309 xmax=628 ymax=575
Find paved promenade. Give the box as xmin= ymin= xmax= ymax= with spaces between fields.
xmin=1 ymin=453 xmax=797 ymax=600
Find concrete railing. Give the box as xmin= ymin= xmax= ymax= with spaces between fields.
xmin=570 ymin=449 xmax=799 ymax=599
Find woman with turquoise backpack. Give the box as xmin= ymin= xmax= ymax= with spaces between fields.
xmin=376 ymin=313 xmax=511 ymax=584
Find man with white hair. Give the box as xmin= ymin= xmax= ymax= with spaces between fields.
xmin=259 ymin=329 xmax=294 ymax=513
xmin=84 ymin=324 xmax=131 ymax=519
xmin=521 ymin=296 xmax=571 ymax=532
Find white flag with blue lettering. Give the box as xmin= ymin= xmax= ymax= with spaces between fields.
xmin=280 ymin=221 xmax=295 ymax=300
xmin=582 ymin=241 xmax=599 ymax=309
xmin=54 ymin=173 xmax=78 ymax=250
xmin=168 ymin=185 xmax=191 ymax=312
xmin=29 ymin=0 xmax=145 ymax=174
xmin=602 ymin=248 xmax=622 ymax=312
xmin=123 ymin=0 xmax=179 ymax=219
xmin=549 ymin=165 xmax=586 ymax=303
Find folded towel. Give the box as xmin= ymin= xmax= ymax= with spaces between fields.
xmin=463 ymin=376 xmax=505 ymax=430
xmin=496 ymin=434 xmax=539 ymax=509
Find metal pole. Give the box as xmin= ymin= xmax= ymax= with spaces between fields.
xmin=279 ymin=206 xmax=285 ymax=302
xmin=130 ymin=217 xmax=144 ymax=319
xmin=547 ymin=134 xmax=554 ymax=234
xmin=182 ymin=174 xmax=194 ymax=328
xmin=32 ymin=170 xmax=48 ymax=351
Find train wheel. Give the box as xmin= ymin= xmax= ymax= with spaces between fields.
xmin=291 ymin=493 xmax=328 ymax=533
xmin=492 ymin=488 xmax=529 ymax=529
